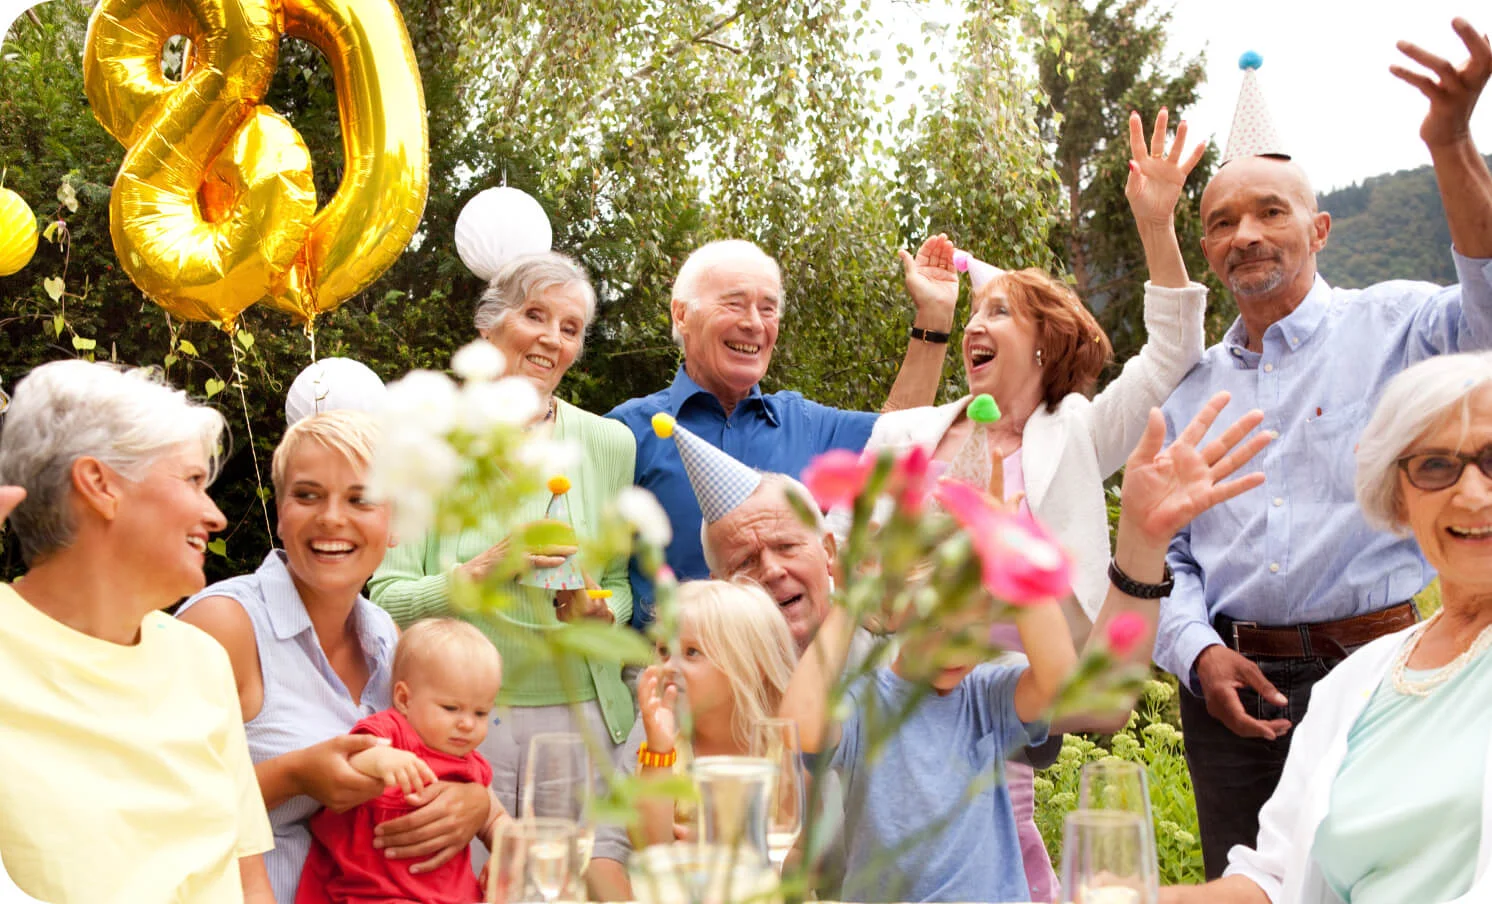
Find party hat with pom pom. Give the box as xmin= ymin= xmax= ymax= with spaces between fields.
xmin=520 ymin=475 xmax=587 ymax=590
xmin=953 ymin=249 xmax=1005 ymax=291
xmin=1223 ymin=51 xmax=1289 ymax=163
xmin=651 ymin=413 xmax=762 ymax=523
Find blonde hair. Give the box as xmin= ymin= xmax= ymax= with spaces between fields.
xmin=393 ymin=617 xmax=503 ymax=689
xmin=677 ymin=580 xmax=797 ymax=750
xmin=271 ymin=410 xmax=379 ymax=499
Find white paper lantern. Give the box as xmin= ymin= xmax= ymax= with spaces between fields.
xmin=454 ymin=187 xmax=553 ymax=281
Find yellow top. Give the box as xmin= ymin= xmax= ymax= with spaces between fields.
xmin=547 ymin=475 xmax=572 ymax=495
xmin=0 ymin=584 xmax=272 ymax=902
xmin=651 ymin=412 xmax=676 ymax=438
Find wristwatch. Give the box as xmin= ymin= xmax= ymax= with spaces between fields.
xmin=1108 ymin=558 xmax=1174 ymax=599
xmin=908 ymin=325 xmax=951 ymax=344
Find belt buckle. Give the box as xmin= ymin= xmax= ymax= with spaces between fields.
xmin=1229 ymin=620 xmax=1258 ymax=652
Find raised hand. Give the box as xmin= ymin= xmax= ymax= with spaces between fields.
xmin=1118 ymin=391 xmax=1272 ymax=548
xmin=638 ymin=664 xmax=680 ymax=757
xmin=1125 ymin=108 xmax=1208 ymax=228
xmin=1392 ymin=18 xmax=1491 ymax=148
xmin=898 ymin=234 xmax=959 ymax=328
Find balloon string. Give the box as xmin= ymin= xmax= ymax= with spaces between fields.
xmin=304 ymin=319 xmax=317 ymax=361
xmin=229 ymin=339 xmax=273 ymax=541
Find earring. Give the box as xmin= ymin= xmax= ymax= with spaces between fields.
xmin=1035 ymin=348 xmax=1044 ymax=366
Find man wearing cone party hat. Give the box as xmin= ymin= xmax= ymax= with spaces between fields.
xmin=1152 ymin=19 xmax=1492 ymax=880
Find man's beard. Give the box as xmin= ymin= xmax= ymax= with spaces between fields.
xmin=1227 ymin=251 xmax=1286 ymax=299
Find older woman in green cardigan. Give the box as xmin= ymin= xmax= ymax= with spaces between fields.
xmin=369 ymin=252 xmax=639 ymax=896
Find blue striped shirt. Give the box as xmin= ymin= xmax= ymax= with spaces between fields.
xmin=1154 ymin=252 xmax=1492 ymax=687
xmin=179 ymin=551 xmax=398 ymax=903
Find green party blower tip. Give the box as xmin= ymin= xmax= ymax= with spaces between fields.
xmin=968 ymin=393 xmax=1001 ymax=424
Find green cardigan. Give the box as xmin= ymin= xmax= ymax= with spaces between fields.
xmin=368 ymin=399 xmax=637 ymax=744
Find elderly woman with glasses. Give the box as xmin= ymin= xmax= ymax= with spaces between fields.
xmin=1162 ymin=350 xmax=1492 ymax=904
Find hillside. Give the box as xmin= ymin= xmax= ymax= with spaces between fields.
xmin=1315 ymin=155 xmax=1492 ymax=289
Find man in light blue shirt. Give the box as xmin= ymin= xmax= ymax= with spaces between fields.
xmin=607 ymin=239 xmax=956 ymax=629
xmin=1153 ymin=20 xmax=1492 ymax=878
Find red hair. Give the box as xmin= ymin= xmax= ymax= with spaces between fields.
xmin=982 ymin=269 xmax=1112 ymax=411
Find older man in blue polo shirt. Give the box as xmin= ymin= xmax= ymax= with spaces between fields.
xmin=607 ymin=238 xmax=956 ymax=629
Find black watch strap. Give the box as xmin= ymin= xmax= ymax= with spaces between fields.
xmin=909 ymin=325 xmax=951 ymax=344
xmin=1108 ymin=558 xmax=1175 ymax=599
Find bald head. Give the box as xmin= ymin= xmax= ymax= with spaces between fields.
xmin=1198 ymin=156 xmax=1330 ymax=318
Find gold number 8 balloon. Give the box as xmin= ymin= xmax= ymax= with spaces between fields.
xmin=83 ymin=0 xmax=429 ymax=327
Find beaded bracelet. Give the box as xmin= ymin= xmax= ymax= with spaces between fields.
xmin=637 ymin=741 xmax=678 ymax=769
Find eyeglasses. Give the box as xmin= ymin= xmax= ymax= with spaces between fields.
xmin=1396 ymin=446 xmax=1492 ymax=491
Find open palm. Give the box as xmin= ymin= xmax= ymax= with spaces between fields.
xmin=1120 ymin=392 xmax=1272 ymax=546
xmin=899 ymin=233 xmax=959 ymax=317
xmin=1125 ymin=108 xmax=1207 ymax=227
xmin=638 ymin=665 xmax=680 ymax=752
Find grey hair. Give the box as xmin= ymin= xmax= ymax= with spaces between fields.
xmin=473 ymin=251 xmax=598 ymax=346
xmin=1355 ymin=351 xmax=1492 ymax=534
xmin=670 ymin=240 xmax=784 ymax=347
xmin=700 ymin=472 xmax=826 ymax=574
xmin=0 ymin=360 xmax=226 ymax=565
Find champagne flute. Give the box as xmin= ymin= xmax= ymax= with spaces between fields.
xmin=487 ymin=817 xmax=581 ymax=904
xmin=523 ymin=732 xmax=596 ymax=873
xmin=749 ymin=718 xmax=805 ymax=873
xmin=1060 ymin=810 xmax=1155 ymax=904
xmin=1077 ymin=760 xmax=1159 ymax=898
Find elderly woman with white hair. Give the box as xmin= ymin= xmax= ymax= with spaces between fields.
xmin=370 ymin=251 xmax=640 ymax=895
xmin=0 ymin=360 xmax=274 ymax=902
xmin=1163 ymin=350 xmax=1492 ymax=904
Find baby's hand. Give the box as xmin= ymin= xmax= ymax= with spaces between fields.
xmin=350 ymin=745 xmax=438 ymax=795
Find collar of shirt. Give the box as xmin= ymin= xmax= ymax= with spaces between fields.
xmin=1223 ymin=274 xmax=1332 ymax=367
xmin=257 ymin=550 xmax=392 ymax=661
xmin=664 ymin=365 xmax=780 ymax=426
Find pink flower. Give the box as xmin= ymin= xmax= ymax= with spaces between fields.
xmin=1105 ymin=611 xmax=1148 ymax=657
xmin=933 ymin=480 xmax=1071 ymax=605
xmin=893 ymin=445 xmax=934 ymax=514
xmin=802 ymin=449 xmax=874 ymax=510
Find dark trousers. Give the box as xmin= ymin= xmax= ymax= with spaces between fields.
xmin=1178 ymin=655 xmax=1338 ymax=879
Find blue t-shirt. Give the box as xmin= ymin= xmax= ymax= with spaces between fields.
xmin=607 ymin=366 xmax=877 ymax=629
xmin=829 ymin=662 xmax=1047 ymax=903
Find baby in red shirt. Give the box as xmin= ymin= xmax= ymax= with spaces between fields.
xmin=298 ymin=618 xmax=504 ymax=904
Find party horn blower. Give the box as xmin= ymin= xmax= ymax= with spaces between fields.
xmin=952 ymin=249 xmax=1005 ymax=291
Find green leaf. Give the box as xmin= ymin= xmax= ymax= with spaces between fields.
xmin=204 ymin=377 xmax=226 ymax=398
xmin=163 ymin=353 xmax=178 ymax=368
xmin=43 ymin=276 xmax=64 ymax=301
xmin=71 ymin=335 xmax=96 ymax=351
xmin=207 ymin=538 xmax=228 ymax=558
xmin=51 ymin=313 xmax=64 ymax=336
xmin=178 ymin=339 xmax=198 ymax=357
xmin=235 ymin=330 xmax=255 ymax=351
xmin=56 ymin=181 xmax=77 ymax=213
xmin=41 ymin=220 xmax=61 ymax=243
xmin=548 ymin=622 xmax=656 ymax=665
xmin=519 ymin=518 xmax=578 ymax=553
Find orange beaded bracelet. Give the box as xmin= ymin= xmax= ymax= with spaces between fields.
xmin=637 ymin=742 xmax=678 ymax=769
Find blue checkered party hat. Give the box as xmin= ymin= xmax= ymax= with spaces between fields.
xmin=651 ymin=413 xmax=762 ymax=523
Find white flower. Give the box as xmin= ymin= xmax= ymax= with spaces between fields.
xmin=369 ymin=431 xmax=462 ymax=538
xmin=616 ymin=487 xmax=672 ymax=547
xmin=382 ymin=370 xmax=458 ymax=438
xmin=516 ymin=437 xmax=581 ymax=472
xmin=451 ymin=340 xmax=505 ymax=383
xmin=458 ymin=376 xmax=541 ymax=432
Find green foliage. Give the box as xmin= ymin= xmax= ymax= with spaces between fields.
xmin=1036 ymin=676 xmax=1206 ymax=885
xmin=1028 ymin=0 xmax=1235 ymax=377
xmin=1315 ymin=155 xmax=1492 ymax=289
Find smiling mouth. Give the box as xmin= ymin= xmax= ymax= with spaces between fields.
xmin=776 ymin=593 xmax=804 ymax=612
xmin=1447 ymin=525 xmax=1492 ymax=539
xmin=968 ymin=345 xmax=996 ymax=368
xmin=309 ymin=539 xmax=357 ymax=559
xmin=525 ymin=354 xmax=556 ymax=369
xmin=187 ymin=536 xmax=207 ymax=553
xmin=724 ymin=341 xmax=760 ymax=355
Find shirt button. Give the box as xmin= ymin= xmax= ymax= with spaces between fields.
xmin=1273 ymin=497 xmax=1283 ymax=507
xmin=1263 ymin=363 xmax=1274 ymax=373
xmin=1269 ymin=562 xmax=1281 ymax=573
xmin=1289 ymin=337 xmax=1299 ymax=346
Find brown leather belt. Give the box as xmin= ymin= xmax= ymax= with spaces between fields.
xmin=1216 ymin=602 xmax=1420 ymax=660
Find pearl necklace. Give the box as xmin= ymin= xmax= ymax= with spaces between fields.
xmin=1390 ymin=609 xmax=1492 ymax=697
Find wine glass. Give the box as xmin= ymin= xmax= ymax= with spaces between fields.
xmin=487 ymin=817 xmax=582 ymax=904
xmin=523 ymin=732 xmax=595 ymax=873
xmin=1060 ymin=810 xmax=1156 ymax=904
xmin=749 ymin=718 xmax=805 ymax=873
xmin=1077 ymin=760 xmax=1159 ymax=898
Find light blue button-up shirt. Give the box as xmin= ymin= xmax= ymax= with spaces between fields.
xmin=1154 ymin=251 xmax=1492 ymax=686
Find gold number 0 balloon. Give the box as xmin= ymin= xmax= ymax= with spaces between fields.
xmin=84 ymin=0 xmax=429 ymax=326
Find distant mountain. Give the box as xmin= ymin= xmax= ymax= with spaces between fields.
xmin=1315 ymin=155 xmax=1492 ymax=289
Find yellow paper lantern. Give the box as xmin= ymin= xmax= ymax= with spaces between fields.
xmin=0 ymin=187 xmax=39 ymax=278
